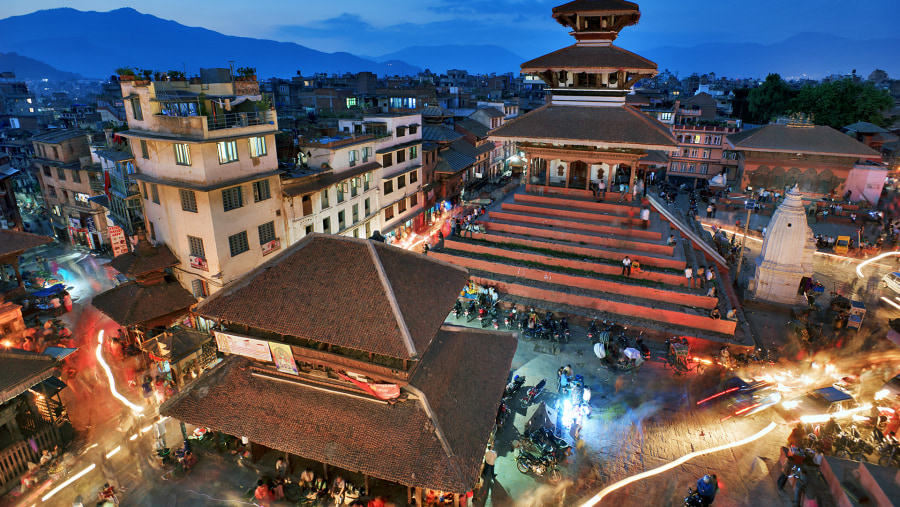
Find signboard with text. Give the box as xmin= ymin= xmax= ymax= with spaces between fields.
xmin=214 ymin=331 xmax=273 ymax=362
xmin=109 ymin=226 xmax=129 ymax=257
xmin=262 ymin=239 xmax=281 ymax=256
xmin=189 ymin=255 xmax=209 ymax=271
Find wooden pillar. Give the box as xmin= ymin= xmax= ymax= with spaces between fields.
xmin=364 ymin=474 xmax=369 ymax=495
xmin=407 ymin=486 xmax=412 ymax=504
xmin=180 ymin=421 xmax=188 ymax=441
xmin=454 ymin=493 xmax=461 ymax=506
xmin=544 ymin=159 xmax=550 ymax=187
xmin=584 ymin=163 xmax=592 ymax=190
xmin=12 ymin=257 xmax=23 ymax=288
xmin=563 ymin=161 xmax=570 ymax=188
xmin=414 ymin=487 xmax=423 ymax=506
xmin=628 ymin=162 xmax=637 ymax=202
xmin=323 ymin=462 xmax=329 ymax=481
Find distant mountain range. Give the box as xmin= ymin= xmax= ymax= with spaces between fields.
xmin=0 ymin=51 xmax=82 ymax=81
xmin=0 ymin=7 xmax=422 ymax=79
xmin=636 ymin=32 xmax=900 ymax=79
xmin=0 ymin=8 xmax=896 ymax=81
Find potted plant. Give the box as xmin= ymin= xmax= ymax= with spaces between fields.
xmin=236 ymin=66 xmax=257 ymax=82
xmin=256 ymin=94 xmax=272 ymax=111
xmin=134 ymin=68 xmax=153 ymax=85
xmin=116 ymin=67 xmax=136 ymax=81
xmin=168 ymin=70 xmax=186 ymax=81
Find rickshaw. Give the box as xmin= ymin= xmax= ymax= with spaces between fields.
xmin=665 ymin=338 xmax=709 ymax=377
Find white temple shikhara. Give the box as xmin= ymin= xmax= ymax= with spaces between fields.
xmin=751 ymin=186 xmax=816 ymax=304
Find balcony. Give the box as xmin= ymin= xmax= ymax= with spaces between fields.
xmin=206 ymin=110 xmax=276 ymax=131
xmin=89 ymin=177 xmax=104 ymax=193
xmin=149 ymin=110 xmax=277 ymax=141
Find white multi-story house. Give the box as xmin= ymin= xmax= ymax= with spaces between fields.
xmin=118 ymin=68 xmax=285 ymax=298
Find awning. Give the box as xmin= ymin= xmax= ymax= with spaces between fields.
xmin=42 ymin=347 xmax=77 ymax=360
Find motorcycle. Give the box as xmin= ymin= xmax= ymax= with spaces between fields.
xmin=479 ymin=307 xmax=490 ymax=328
xmin=504 ymin=374 xmax=526 ymax=398
xmin=635 ymin=332 xmax=650 ymax=361
xmin=452 ymin=300 xmax=463 ymax=319
xmin=515 ymin=449 xmax=562 ymax=484
xmin=520 ymin=379 xmax=547 ymax=409
xmin=683 ymin=488 xmax=707 ymax=507
xmin=504 ymin=308 xmax=518 ymax=330
xmin=465 ymin=301 xmax=478 ymax=322
xmin=557 ymin=318 xmax=570 ymax=343
xmin=617 ymin=325 xmax=630 ymax=349
xmin=588 ymin=320 xmax=599 ymax=343
xmin=527 ymin=427 xmax=572 ymax=461
xmin=496 ymin=399 xmax=511 ymax=428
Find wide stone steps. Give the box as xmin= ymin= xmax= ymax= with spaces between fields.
xmin=488 ymin=210 xmax=660 ymax=240
xmin=482 ymin=221 xmax=673 ymax=256
xmin=500 ymin=202 xmax=644 ymax=227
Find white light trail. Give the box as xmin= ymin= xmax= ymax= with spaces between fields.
xmin=577 ymin=422 xmax=777 ymax=507
xmin=41 ymin=463 xmax=96 ymax=502
xmin=800 ymin=404 xmax=873 ymax=424
xmin=856 ymin=251 xmax=900 ymax=278
xmin=881 ymin=297 xmax=900 ymax=311
xmin=129 ymin=434 xmax=138 ymax=441
xmin=96 ymin=330 xmax=144 ymax=414
xmin=105 ymin=446 xmax=121 ymax=459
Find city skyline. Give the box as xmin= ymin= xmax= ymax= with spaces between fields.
xmin=3 ymin=0 xmax=899 ymax=61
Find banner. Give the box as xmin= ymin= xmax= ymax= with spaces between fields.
xmin=214 ymin=331 xmax=272 ymax=362
xmin=268 ymin=341 xmax=298 ymax=375
xmin=189 ymin=255 xmax=209 ymax=271
xmin=262 ymin=239 xmax=281 ymax=256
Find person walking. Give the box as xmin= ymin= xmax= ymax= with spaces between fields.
xmin=483 ymin=444 xmax=498 ymax=480
xmin=685 ymin=267 xmax=693 ymax=288
xmin=598 ymin=180 xmax=606 ymax=200
xmin=622 ymin=256 xmax=632 ymax=277
xmin=706 ymin=204 xmax=713 ymax=218
xmin=791 ymin=466 xmax=808 ymax=507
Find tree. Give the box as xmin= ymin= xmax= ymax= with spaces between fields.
xmin=789 ymin=78 xmax=893 ymax=129
xmin=747 ymin=73 xmax=795 ymax=124
xmin=730 ymin=87 xmax=753 ymax=124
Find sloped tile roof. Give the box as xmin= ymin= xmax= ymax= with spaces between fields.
xmin=451 ymin=139 xmax=493 ymax=158
xmin=456 ymin=120 xmax=490 ymax=139
xmin=552 ymin=0 xmax=640 ymax=15
xmin=196 ymin=235 xmax=469 ymax=360
xmin=476 ymin=107 xmax=505 ymax=119
xmin=0 ymin=349 xmax=58 ymax=404
xmin=0 ymin=230 xmax=53 ymax=259
xmin=490 ymin=104 xmax=676 ymax=149
xmin=726 ymin=124 xmax=881 ymax=158
xmin=107 ymin=237 xmax=180 ymax=277
xmin=842 ymin=121 xmax=888 ymax=134
xmin=92 ymin=281 xmax=196 ymax=326
xmin=439 ymin=149 xmax=477 ymax=173
xmin=160 ymin=325 xmax=516 ymax=493
xmin=30 ymin=130 xmax=87 ymax=144
xmin=422 ymin=125 xmax=464 ymax=143
xmin=522 ymin=44 xmax=657 ymax=73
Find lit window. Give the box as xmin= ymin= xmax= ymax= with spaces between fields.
xmin=217 ymin=141 xmax=239 ymax=164
xmin=174 ymin=143 xmax=191 ymax=166
xmin=248 ymin=137 xmax=267 ymax=157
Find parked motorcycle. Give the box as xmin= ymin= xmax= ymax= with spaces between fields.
xmin=635 ymin=332 xmax=650 ymax=361
xmin=479 ymin=307 xmax=491 ymax=328
xmin=504 ymin=375 xmax=526 ymax=398
xmin=504 ymin=308 xmax=518 ymax=330
xmin=465 ymin=301 xmax=478 ymax=322
xmin=527 ymin=427 xmax=572 ymax=461
xmin=496 ymin=399 xmax=511 ymax=428
xmin=515 ymin=449 xmax=562 ymax=484
xmin=452 ymin=300 xmax=463 ymax=319
xmin=557 ymin=318 xmax=570 ymax=343
xmin=588 ymin=320 xmax=599 ymax=343
xmin=520 ymin=379 xmax=547 ymax=409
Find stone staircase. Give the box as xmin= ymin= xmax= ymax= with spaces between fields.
xmin=434 ymin=190 xmax=740 ymax=340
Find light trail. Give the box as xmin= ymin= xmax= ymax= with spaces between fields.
xmin=577 ymin=422 xmax=777 ymax=507
xmin=41 ymin=463 xmax=96 ymax=502
xmin=96 ymin=330 xmax=144 ymax=414
xmin=856 ymin=251 xmax=900 ymax=278
xmin=881 ymin=296 xmax=900 ymax=311
xmin=105 ymin=446 xmax=121 ymax=459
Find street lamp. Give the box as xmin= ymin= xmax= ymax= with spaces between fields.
xmin=733 ymin=200 xmax=755 ymax=286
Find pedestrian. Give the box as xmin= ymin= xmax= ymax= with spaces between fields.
xmin=483 ymin=444 xmax=498 ymax=480
xmin=254 ymin=479 xmax=274 ymax=507
xmin=706 ymin=267 xmax=715 ymax=285
xmin=696 ymin=266 xmax=705 ymax=288
xmin=275 ymin=457 xmax=288 ymax=480
xmin=791 ymin=466 xmax=808 ymax=507
xmin=590 ymin=181 xmax=597 ymax=197
xmin=762 ymin=226 xmax=767 ymax=238
xmin=141 ymin=376 xmax=154 ymax=406
xmin=622 ymin=256 xmax=632 ymax=276
xmin=598 ymin=180 xmax=606 ymax=200
xmin=667 ymin=235 xmax=677 ymax=246
xmin=711 ymin=205 xmax=717 ymax=218
xmin=706 ymin=204 xmax=713 ymax=218
xmin=154 ymin=375 xmax=167 ymax=405
xmin=685 ymin=266 xmax=693 ymax=288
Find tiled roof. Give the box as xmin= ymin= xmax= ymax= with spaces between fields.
xmin=842 ymin=121 xmax=888 ymax=134
xmin=92 ymin=281 xmax=196 ymax=326
xmin=420 ymin=106 xmax=454 ymax=119
xmin=451 ymin=139 xmax=493 ymax=158
xmin=726 ymin=124 xmax=881 ymax=158
xmin=639 ymin=150 xmax=669 ymax=165
xmin=476 ymin=107 xmax=505 ymax=119
xmin=433 ymin=157 xmax=454 ymax=175
xmin=439 ymin=149 xmax=477 ymax=173
xmin=107 ymin=236 xmax=180 ymax=277
xmin=97 ymin=149 xmax=135 ymax=162
xmin=375 ymin=138 xmax=423 ymax=155
xmin=625 ymin=93 xmax=650 ymax=106
xmin=490 ymin=104 xmax=676 ymax=150
xmin=282 ymin=162 xmax=382 ymax=198
xmin=30 ymin=130 xmax=87 ymax=144
xmin=196 ymin=235 xmax=470 ymax=360
xmin=522 ymin=44 xmax=657 ymax=73
xmin=0 ymin=230 xmax=53 ymax=259
xmin=141 ymin=326 xmax=212 ymax=363
xmin=422 ymin=125 xmax=464 ymax=143
xmin=0 ymin=349 xmax=57 ymax=404
xmin=160 ymin=325 xmax=516 ymax=493
xmin=552 ymin=0 xmax=640 ymax=15
xmin=456 ymin=120 xmax=490 ymax=139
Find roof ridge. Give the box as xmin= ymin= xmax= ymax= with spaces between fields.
xmin=623 ymin=105 xmax=677 ymax=140
xmin=607 ymin=43 xmax=658 ymax=68
xmin=404 ymin=384 xmax=457 ymax=459
xmin=366 ymin=241 xmax=418 ymax=358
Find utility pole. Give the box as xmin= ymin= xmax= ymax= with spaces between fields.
xmin=733 ymin=200 xmax=755 ymax=286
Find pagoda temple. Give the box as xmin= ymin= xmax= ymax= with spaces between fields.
xmin=491 ymin=0 xmax=676 ymax=197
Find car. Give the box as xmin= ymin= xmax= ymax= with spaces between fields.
xmin=697 ymin=376 xmax=781 ymax=419
xmin=883 ymin=272 xmax=900 ymax=296
xmin=779 ymin=386 xmax=869 ymax=424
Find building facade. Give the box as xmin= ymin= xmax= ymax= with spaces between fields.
xmin=118 ymin=69 xmax=284 ymax=298
xmin=31 ymin=130 xmax=110 ymax=247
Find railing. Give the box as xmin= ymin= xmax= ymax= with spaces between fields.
xmin=0 ymin=426 xmax=57 ymax=493
xmin=89 ymin=178 xmax=104 ymax=193
xmin=205 ymin=110 xmax=275 ymax=131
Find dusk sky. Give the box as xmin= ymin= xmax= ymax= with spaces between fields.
xmin=4 ymin=0 xmax=899 ymax=59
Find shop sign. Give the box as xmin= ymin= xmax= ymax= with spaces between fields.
xmin=109 ymin=225 xmax=129 ymax=257
xmin=214 ymin=331 xmax=273 ymax=362
xmin=84 ymin=215 xmax=97 ymax=233
xmin=189 ymin=255 xmax=209 ymax=271
xmin=262 ymin=239 xmax=281 ymax=256
xmin=68 ymin=217 xmax=82 ymax=229
xmin=268 ymin=342 xmax=298 ymax=375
